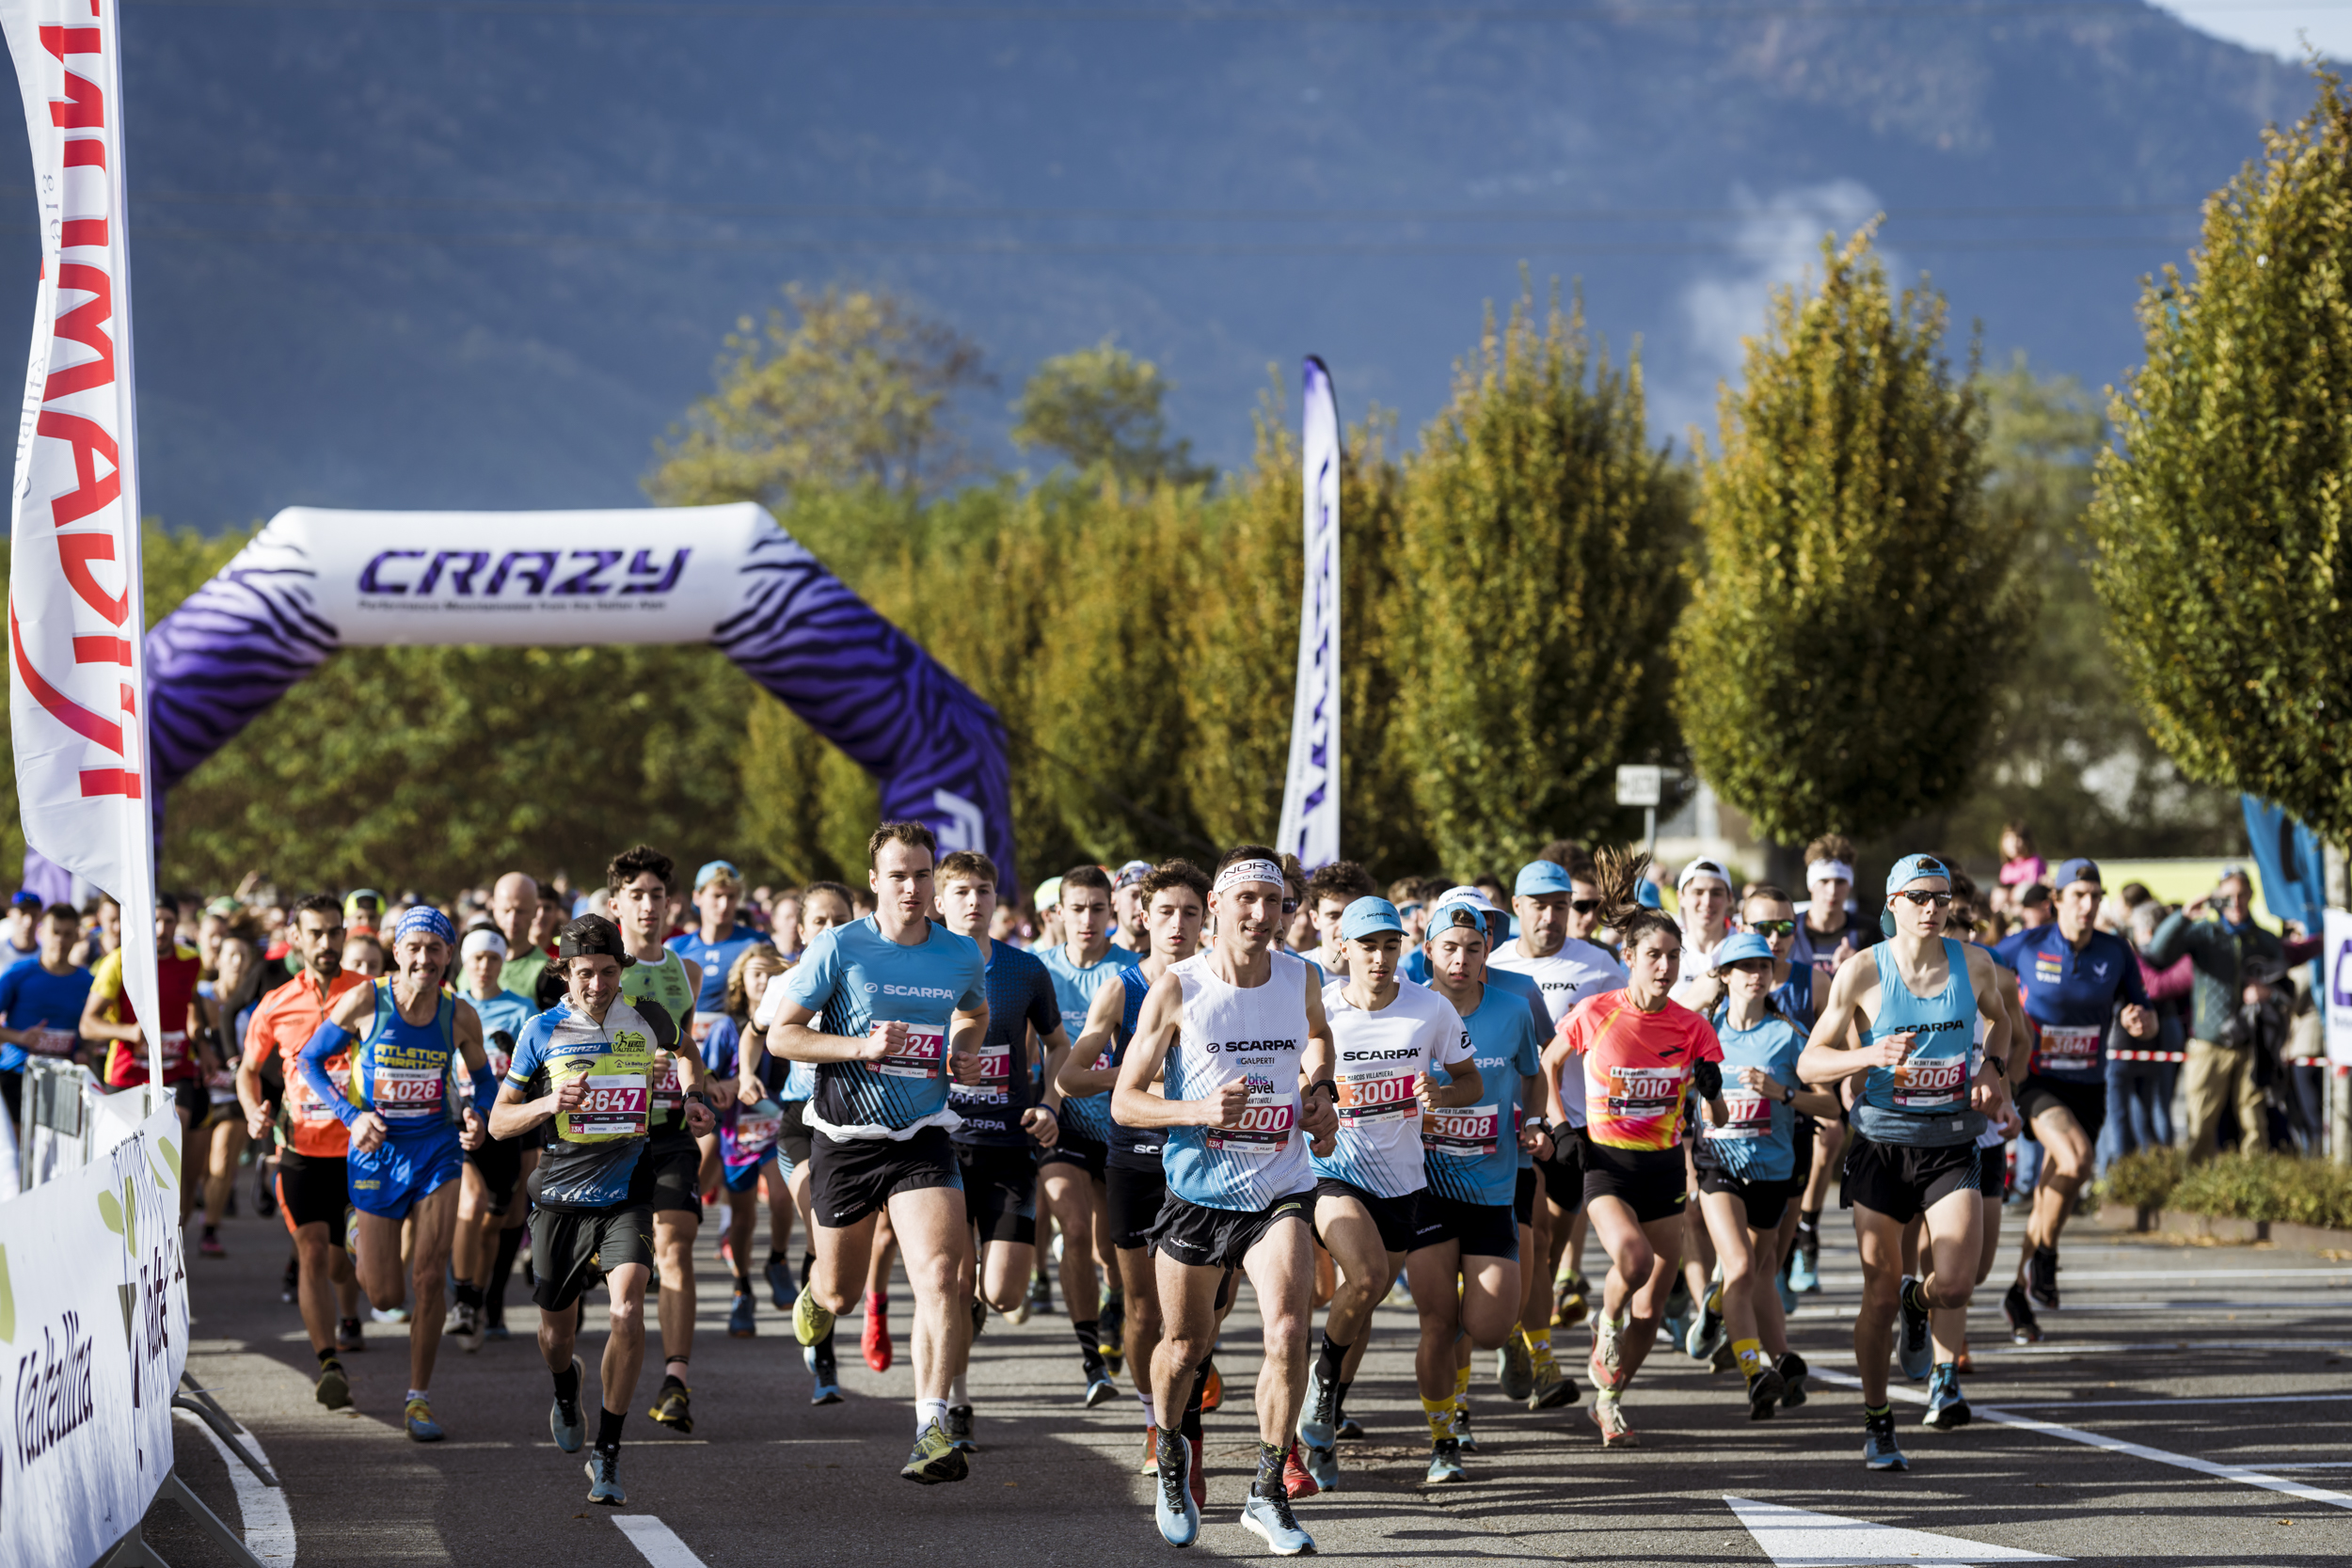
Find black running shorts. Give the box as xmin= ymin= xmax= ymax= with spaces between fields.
xmin=644 ymin=1131 xmax=704 ymax=1219
xmin=1513 ymin=1166 xmax=1537 ymax=1227
xmin=466 ymin=1134 xmax=525 ymax=1215
xmin=809 ymin=1125 xmax=961 ymax=1229
xmin=1695 ymin=1166 xmax=1791 ymax=1232
xmin=1581 ymin=1142 xmax=1686 ymax=1225
xmin=778 ymin=1098 xmax=815 ymax=1171
xmin=1410 ymin=1192 xmax=1519 ymax=1260
xmin=1539 ymin=1127 xmax=1585 ymax=1211
xmin=1841 ymin=1133 xmax=1979 ymax=1223
xmin=275 ymin=1149 xmax=349 ymax=1237
xmin=1037 ymin=1130 xmax=1108 ymax=1180
xmin=1312 ymin=1176 xmax=1419 ymax=1255
xmin=1975 ymin=1140 xmax=2008 ymax=1197
xmin=2016 ymin=1074 xmax=2106 ymax=1143
xmin=530 ymin=1201 xmax=654 ymax=1313
xmin=1104 ymin=1161 xmax=1167 ymax=1252
xmin=957 ymin=1142 xmax=1038 ymax=1247
xmin=171 ymin=1077 xmax=208 ymax=1127
xmin=1149 ymin=1188 xmax=1312 ymax=1272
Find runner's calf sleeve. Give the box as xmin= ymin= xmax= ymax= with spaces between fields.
xmin=554 ymin=1360 xmax=582 ymax=1405
xmin=1315 ymin=1333 xmax=1348 ymax=1386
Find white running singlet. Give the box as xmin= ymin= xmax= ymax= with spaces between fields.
xmin=1488 ymin=936 xmax=1626 ymax=1129
xmin=1311 ymin=979 xmax=1473 ymax=1199
xmin=1162 ymin=950 xmax=1314 ymax=1212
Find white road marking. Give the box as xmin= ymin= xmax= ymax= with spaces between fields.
xmin=613 ymin=1515 xmax=709 ymax=1568
xmin=1724 ymin=1495 xmax=2068 ymax=1566
xmin=1986 ymin=1392 xmax=2352 ymax=1411
xmin=1967 ymin=1338 xmax=2352 ymax=1356
xmin=2260 ymin=1461 xmax=2352 ymax=1470
xmin=174 ymin=1406 xmax=296 ymax=1564
xmin=1812 ymin=1369 xmax=2352 ymax=1511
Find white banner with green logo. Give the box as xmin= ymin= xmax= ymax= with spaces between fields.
xmin=0 ymin=1104 xmax=189 ymax=1567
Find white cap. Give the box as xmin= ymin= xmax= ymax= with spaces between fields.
xmin=460 ymin=927 xmax=508 ymax=960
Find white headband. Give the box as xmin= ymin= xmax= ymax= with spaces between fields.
xmin=1214 ymin=859 xmax=1285 ymax=895
xmin=460 ymin=927 xmax=508 ymax=960
xmin=1808 ymin=859 xmax=1857 ymax=884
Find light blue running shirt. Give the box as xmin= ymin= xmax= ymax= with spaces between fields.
xmin=1420 ymin=983 xmax=1544 ymax=1209
xmin=1854 ymin=938 xmax=1982 ymax=1148
xmin=1698 ymin=1007 xmax=1808 ymax=1181
xmin=780 ymin=916 xmax=987 ymax=1140
xmin=1040 ymin=942 xmax=1141 ymax=1147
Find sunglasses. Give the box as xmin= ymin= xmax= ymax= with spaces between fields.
xmin=1745 ymin=919 xmax=1796 ymax=936
xmin=1893 ymin=891 xmax=1954 ymax=909
xmin=1571 ymin=898 xmax=1599 ymax=914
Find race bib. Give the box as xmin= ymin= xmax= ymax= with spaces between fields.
xmin=874 ymin=1022 xmax=946 ymax=1080
xmin=1335 ymin=1069 xmax=1419 ymax=1123
xmin=1708 ymin=1090 xmax=1773 ymax=1140
xmin=560 ymin=1070 xmax=649 ymax=1142
xmin=1205 ymin=1079 xmax=1295 ymax=1155
xmin=1422 ymin=1103 xmax=1500 ymax=1158
xmin=157 ymin=1030 xmax=190 ymax=1073
xmin=950 ymin=1041 xmax=1012 ymax=1107
xmin=691 ymin=1011 xmax=722 ymax=1046
xmin=373 ymin=1065 xmax=445 ymax=1122
xmin=733 ymin=1101 xmax=782 ymax=1157
xmin=2031 ymin=1024 xmax=2102 ymax=1076
xmin=25 ymin=1027 xmax=75 ymax=1058
xmin=484 ymin=1034 xmax=514 ymax=1081
xmin=1892 ymin=1055 xmax=1968 ymax=1111
xmin=295 ymin=1065 xmax=352 ymax=1124
xmin=1606 ymin=1067 xmax=1685 ymax=1120
xmin=650 ymin=1055 xmax=684 ymax=1112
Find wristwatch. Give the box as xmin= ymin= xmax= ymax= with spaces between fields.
xmin=1307 ymin=1080 xmax=1339 ymax=1105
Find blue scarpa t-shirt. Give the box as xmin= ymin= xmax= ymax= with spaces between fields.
xmin=1420 ymin=983 xmax=1544 ymax=1209
xmin=781 ymin=916 xmax=987 ymax=1140
xmin=666 ymin=924 xmax=772 ymax=1016
xmin=1696 ymin=1008 xmax=1808 ymax=1181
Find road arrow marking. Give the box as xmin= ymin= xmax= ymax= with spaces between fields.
xmin=1725 ymin=1495 xmax=2070 ymax=1567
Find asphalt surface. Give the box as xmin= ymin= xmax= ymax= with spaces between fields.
xmin=134 ymin=1197 xmax=2352 ymax=1567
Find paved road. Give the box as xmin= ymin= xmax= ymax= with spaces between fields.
xmin=135 ymin=1203 xmax=2352 ymax=1567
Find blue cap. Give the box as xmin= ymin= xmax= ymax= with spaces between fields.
xmin=1339 ymin=896 xmax=1406 ymax=942
xmin=8 ymin=890 xmax=40 ymax=910
xmin=2053 ymin=857 xmax=2100 ymax=892
xmin=694 ymin=860 xmax=741 ymax=890
xmin=1884 ymin=853 xmax=1949 ymax=896
xmin=1711 ymin=931 xmax=1776 ymax=970
xmin=1635 ymin=879 xmax=1663 ymax=910
xmin=1515 ymin=860 xmax=1575 ymax=896
xmin=1427 ymin=889 xmax=1501 ymax=940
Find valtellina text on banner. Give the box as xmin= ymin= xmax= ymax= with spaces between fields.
xmin=0 ymin=0 xmax=161 ymax=1056
xmin=1276 ymin=356 xmax=1341 ymax=871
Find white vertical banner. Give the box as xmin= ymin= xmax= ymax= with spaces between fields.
xmin=0 ymin=0 xmax=159 ymax=1075
xmin=2326 ymin=910 xmax=2352 ymax=1065
xmin=1276 ymin=356 xmax=1341 ymax=870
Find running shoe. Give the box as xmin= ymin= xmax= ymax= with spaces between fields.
xmin=1710 ymin=1340 xmax=1740 ymax=1375
xmin=1686 ymin=1284 xmax=1727 ymax=1363
xmin=1085 ymin=1371 xmax=1119 ymax=1408
xmin=313 ymin=1359 xmax=350 ymax=1411
xmin=1776 ymin=1263 xmax=1798 ymax=1317
xmin=1240 ymin=1485 xmax=1316 ymax=1556
xmin=729 ymin=1290 xmax=756 ymax=1338
xmin=1528 ymin=1362 xmax=1581 ymax=1410
xmin=649 ymin=1378 xmax=693 ymax=1435
xmin=793 ymin=1285 xmax=835 ymax=1348
xmin=1280 ymin=1442 xmax=1320 ymax=1500
xmin=1789 ymin=1234 xmax=1821 ymax=1294
xmin=1554 ymin=1270 xmax=1590 ymax=1328
xmin=1864 ymin=1407 xmax=1908 ymax=1471
xmin=1923 ymin=1363 xmax=1971 ymax=1430
xmin=1100 ymin=1294 xmax=1125 ymax=1375
xmin=1335 ymin=1416 xmax=1365 ymax=1441
xmin=1297 ymin=1362 xmax=1340 ymax=1450
xmin=1452 ymin=1405 xmax=1476 ymax=1452
xmin=900 ymin=1420 xmax=970 ymax=1484
xmin=281 ymin=1255 xmax=299 ymax=1304
xmin=1661 ymin=1280 xmax=1692 ymax=1358
xmin=585 ymin=1449 xmax=626 ymax=1506
xmin=2026 ymin=1245 xmax=2060 ymax=1310
xmin=336 ymin=1318 xmax=365 ymax=1354
xmin=1140 ymin=1427 xmax=1160 ymax=1475
xmin=863 ymin=1292 xmax=893 ymax=1373
xmin=946 ymin=1404 xmax=977 ymax=1453
xmin=1028 ymin=1271 xmax=1053 ymax=1316
xmin=2002 ymin=1280 xmax=2042 ymax=1345
xmin=404 ymin=1396 xmax=443 ymax=1443
xmin=484 ymin=1321 xmax=511 ymax=1343
xmin=804 ymin=1343 xmax=843 ymax=1405
xmin=1745 ymin=1363 xmax=1787 ymax=1420
xmin=372 ymin=1306 xmax=410 ymax=1325
xmin=1589 ymin=1394 xmax=1637 ymax=1448
xmin=1777 ymin=1351 xmax=1809 ymax=1409
xmin=1423 ymin=1436 xmax=1467 ymax=1484
xmin=1591 ymin=1311 xmax=1628 ymax=1389
xmin=449 ymin=1299 xmax=485 ymax=1354
xmin=1497 ymin=1335 xmax=1534 ymax=1401
xmin=1199 ymin=1359 xmax=1224 ymax=1413
xmin=764 ymin=1257 xmax=797 ymax=1311
xmin=1154 ymin=1433 xmax=1200 ymax=1547
xmin=971 ymin=1295 xmax=989 ymax=1342
xmin=551 ymin=1357 xmax=586 ymax=1452
xmin=1301 ymin=1439 xmax=1339 ymax=1492
xmin=199 ymin=1228 xmax=224 ymax=1259
xmin=1897 ymin=1274 xmax=1932 ymax=1382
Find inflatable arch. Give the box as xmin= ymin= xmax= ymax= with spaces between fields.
xmin=136 ymin=502 xmax=1015 ymax=889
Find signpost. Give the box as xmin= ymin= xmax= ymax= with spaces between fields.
xmin=1616 ymin=765 xmax=1678 ymax=863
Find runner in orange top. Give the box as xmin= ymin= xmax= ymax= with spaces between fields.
xmin=80 ymin=898 xmax=206 ymax=1118
xmin=1542 ymin=848 xmax=1725 ymax=1449
xmin=233 ymin=893 xmax=368 ymax=1410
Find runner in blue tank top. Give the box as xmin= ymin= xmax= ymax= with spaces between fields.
xmin=664 ymin=859 xmax=771 ymax=1028
xmin=1801 ymin=854 xmax=2015 ymax=1471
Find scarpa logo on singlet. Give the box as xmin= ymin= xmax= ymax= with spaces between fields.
xmin=1203 ymin=1039 xmax=1294 ymax=1054
xmin=865 ymin=983 xmax=958 ymax=1000
xmin=1908 ymin=1019 xmax=1969 ymax=1036
xmin=1346 ymin=1048 xmax=1423 ymax=1062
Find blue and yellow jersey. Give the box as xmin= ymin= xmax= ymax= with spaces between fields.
xmin=506 ymin=995 xmax=677 ymax=1210
xmin=347 ymin=978 xmax=461 ymax=1133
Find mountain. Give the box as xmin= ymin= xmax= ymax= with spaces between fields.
xmin=0 ymin=0 xmax=2312 ymax=531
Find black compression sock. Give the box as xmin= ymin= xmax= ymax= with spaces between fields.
xmin=660 ymin=1372 xmax=687 ymax=1393
xmin=733 ymin=1275 xmax=753 ymax=1294
xmin=316 ymin=1345 xmax=340 ymax=1369
xmin=553 ymin=1361 xmax=582 ymax=1407
xmin=1334 ymin=1379 xmax=1352 ymax=1428
xmin=768 ymin=1248 xmax=787 ymax=1267
xmin=453 ymin=1279 xmax=484 ymax=1309
xmin=596 ymin=1406 xmax=627 ymax=1453
xmin=1314 ymin=1332 xmax=1349 ymax=1388
xmin=1073 ymin=1321 xmax=1100 ymax=1358
xmin=1799 ymin=1210 xmax=1821 ymax=1231
xmin=1181 ymin=1363 xmax=1206 ymax=1440
xmin=1903 ymin=1277 xmax=1931 ymax=1315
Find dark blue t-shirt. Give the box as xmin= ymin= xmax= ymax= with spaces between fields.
xmin=0 ymin=961 xmax=91 ymax=1073
xmin=951 ymin=942 xmax=1063 ymax=1148
xmin=1991 ymin=926 xmax=2149 ymax=1082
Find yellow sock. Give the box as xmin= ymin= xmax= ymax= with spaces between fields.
xmin=1734 ymin=1338 xmax=1763 ymax=1377
xmin=1527 ymin=1329 xmax=1557 ymax=1377
xmin=1422 ymin=1395 xmax=1454 ymax=1442
xmin=1453 ymin=1362 xmax=1472 ymax=1410
xmin=1705 ymin=1284 xmax=1724 ymax=1315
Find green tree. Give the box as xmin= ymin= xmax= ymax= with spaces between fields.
xmin=1391 ymin=288 xmax=1687 ymax=876
xmin=2090 ymin=70 xmax=2352 ymax=844
xmin=1011 ymin=340 xmax=1213 ymax=489
xmin=1676 ymin=229 xmax=2029 ymax=846
xmin=646 ymin=283 xmax=993 ymax=510
xmin=738 ymin=695 xmax=878 ymax=887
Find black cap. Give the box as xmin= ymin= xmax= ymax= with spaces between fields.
xmin=556 ymin=913 xmax=635 ymax=968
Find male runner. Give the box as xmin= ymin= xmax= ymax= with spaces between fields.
xmin=490 ymin=872 xmax=550 ymax=998
xmin=1060 ymin=860 xmax=1209 ymax=1475
xmin=1488 ymin=860 xmax=1625 ymax=1406
xmin=1298 ymin=897 xmax=1480 ymax=1494
xmin=238 ymin=895 xmax=366 ymax=1407
xmin=0 ymin=903 xmax=93 ymax=1096
xmin=666 ymin=860 xmax=771 ymax=1032
xmin=492 ymin=914 xmax=712 ymax=1506
xmin=936 ymin=849 xmax=1066 ymax=1449
xmin=1110 ymin=861 xmax=1153 ymax=954
xmin=0 ymin=889 xmax=40 ymax=969
xmin=82 ymin=899 xmax=206 ymax=1124
xmin=1303 ymin=862 xmax=1379 ymax=981
xmin=1788 ymin=835 xmax=1876 ymax=1293
xmin=1799 ymin=854 xmax=2015 ymax=1467
xmin=609 ymin=845 xmax=723 ymax=1435
xmin=296 ymin=907 xmax=500 ymax=1440
xmin=1991 ymin=858 xmax=2153 ymax=1342
xmin=1038 ymin=864 xmax=1132 ymax=1403
xmin=450 ymin=927 xmax=538 ymax=1349
xmin=770 ymin=821 xmax=990 ymax=1483
xmin=1114 ymin=847 xmax=1339 ymax=1555
xmin=1406 ymin=892 xmax=1549 ymax=1483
